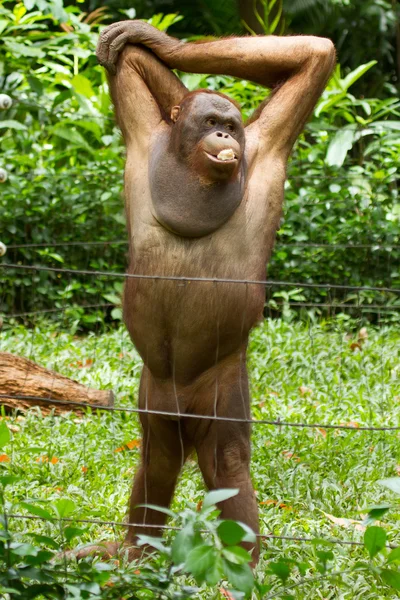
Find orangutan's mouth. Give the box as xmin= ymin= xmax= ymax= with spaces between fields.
xmin=205 ymin=149 xmax=238 ymax=164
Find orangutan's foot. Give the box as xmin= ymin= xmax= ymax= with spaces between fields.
xmin=60 ymin=540 xmax=144 ymax=563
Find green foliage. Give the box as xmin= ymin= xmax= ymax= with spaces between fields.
xmin=284 ymin=0 xmax=398 ymax=96
xmin=0 ymin=0 xmax=399 ymax=324
xmin=0 ymin=318 xmax=399 ymax=596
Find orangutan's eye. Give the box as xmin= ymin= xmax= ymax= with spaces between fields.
xmin=226 ymin=123 xmax=234 ymax=132
xmin=206 ymin=118 xmax=217 ymax=127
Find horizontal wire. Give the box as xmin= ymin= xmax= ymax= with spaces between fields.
xmin=5 ymin=241 xmax=400 ymax=250
xmin=5 ymin=170 xmax=395 ymax=181
xmin=7 ymin=241 xmax=127 ymax=249
xmin=269 ymin=302 xmax=400 ymax=311
xmin=3 ymin=301 xmax=399 ymax=320
xmin=1 ymin=394 xmax=399 ymax=432
xmin=1 ymin=263 xmax=400 ymax=294
xmin=276 ymin=243 xmax=400 ymax=250
xmin=7 ymin=514 xmax=398 ymax=549
xmin=4 ymin=303 xmax=113 ymax=318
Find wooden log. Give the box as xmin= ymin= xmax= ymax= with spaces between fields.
xmin=0 ymin=352 xmax=114 ymax=414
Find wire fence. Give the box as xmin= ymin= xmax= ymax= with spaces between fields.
xmin=1 ymin=118 xmax=400 ymax=596
xmin=1 ymin=259 xmax=400 ymax=555
xmin=5 ymin=240 xmax=400 ymax=250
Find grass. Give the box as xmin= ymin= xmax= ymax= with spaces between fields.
xmin=1 ymin=315 xmax=400 ymax=598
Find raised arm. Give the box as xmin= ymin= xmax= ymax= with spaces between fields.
xmin=97 ymin=21 xmax=335 ymax=157
xmin=169 ymin=35 xmax=335 ymax=156
xmin=97 ymin=24 xmax=187 ymax=148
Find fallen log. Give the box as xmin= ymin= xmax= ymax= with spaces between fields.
xmin=0 ymin=352 xmax=114 ymax=414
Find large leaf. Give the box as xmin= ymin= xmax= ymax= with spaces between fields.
xmin=315 ymin=92 xmax=347 ymax=117
xmin=205 ymin=555 xmax=224 ymax=586
xmin=171 ymin=524 xmax=201 ymax=565
xmin=51 ymin=126 xmax=94 ymax=153
xmin=222 ymin=559 xmax=254 ymax=594
xmin=341 ymin=61 xmax=377 ymax=92
xmin=136 ymin=534 xmax=169 ymax=554
xmin=53 ymin=498 xmax=76 ymax=518
xmin=326 ymin=128 xmax=357 ymax=167
xmin=370 ymin=121 xmax=400 ymax=132
xmin=387 ymin=548 xmax=400 ymax=564
xmin=218 ymin=520 xmax=247 ymax=545
xmin=185 ymin=545 xmax=217 ymax=580
xmin=0 ymin=120 xmax=27 ymax=131
xmin=20 ymin=502 xmax=54 ymax=521
xmin=381 ymin=569 xmax=400 ymax=591
xmin=364 ymin=526 xmax=386 ymax=558
xmin=4 ymin=39 xmax=45 ymax=58
xmin=203 ymin=489 xmax=239 ymax=509
xmin=222 ymin=545 xmax=252 ymax=565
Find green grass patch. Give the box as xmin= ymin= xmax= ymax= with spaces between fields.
xmin=1 ymin=318 xmax=400 ymax=598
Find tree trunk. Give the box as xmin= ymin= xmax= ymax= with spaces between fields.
xmin=0 ymin=352 xmax=114 ymax=414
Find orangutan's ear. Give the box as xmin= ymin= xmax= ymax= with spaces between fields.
xmin=170 ymin=105 xmax=181 ymax=123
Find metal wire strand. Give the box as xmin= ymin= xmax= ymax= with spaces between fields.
xmin=0 ymin=394 xmax=399 ymax=432
xmin=5 ymin=241 xmax=400 ymax=250
xmin=1 ymin=263 xmax=400 ymax=294
xmin=7 ymin=513 xmax=398 ymax=549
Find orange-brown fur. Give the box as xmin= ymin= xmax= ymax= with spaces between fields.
xmin=75 ymin=21 xmax=336 ymax=565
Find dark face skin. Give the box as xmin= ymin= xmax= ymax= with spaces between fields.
xmin=149 ymin=92 xmax=247 ymax=238
xmin=171 ymin=93 xmax=245 ymax=184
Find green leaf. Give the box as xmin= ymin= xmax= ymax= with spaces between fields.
xmin=0 ymin=422 xmax=10 ymax=449
xmin=51 ymin=126 xmax=94 ymax=153
xmin=0 ymin=475 xmax=19 ymax=487
xmin=341 ymin=61 xmax=377 ymax=91
xmin=205 ymin=555 xmax=224 ymax=586
xmin=53 ymin=498 xmax=76 ymax=518
xmin=185 ymin=545 xmax=217 ymax=580
xmin=103 ymin=293 xmax=121 ymax=305
xmin=316 ymin=550 xmax=334 ymax=562
xmin=222 ymin=559 xmax=254 ymax=594
xmin=29 ymin=534 xmax=60 ymax=550
xmin=378 ymin=478 xmax=400 ymax=495
xmin=63 ymin=526 xmax=86 ymax=542
xmin=10 ymin=542 xmax=37 ymax=557
xmin=0 ymin=120 xmax=27 ymax=131
xmin=4 ymin=40 xmax=45 ymax=58
xmin=387 ymin=548 xmax=400 ymax=564
xmin=111 ymin=307 xmax=123 ymax=320
xmin=0 ymin=20 xmax=8 ymax=35
xmin=326 ymin=128 xmax=356 ymax=167
xmin=20 ymin=502 xmax=54 ymax=521
xmin=136 ymin=534 xmax=169 ymax=554
xmin=364 ymin=504 xmax=392 ymax=524
xmin=269 ymin=561 xmax=291 ymax=583
xmin=218 ymin=520 xmax=247 ymax=546
xmin=171 ymin=524 xmax=200 ymax=565
xmin=222 ymin=545 xmax=252 ymax=565
xmin=364 ymin=526 xmax=387 ymax=558
xmin=203 ymin=489 xmax=239 ymax=509
xmin=25 ymin=550 xmax=54 ymax=565
xmin=315 ymin=92 xmax=347 ymax=117
xmin=235 ymin=522 xmax=257 ymax=544
xmin=370 ymin=121 xmax=400 ymax=131
xmin=27 ymin=76 xmax=43 ymax=96
xmin=71 ymin=75 xmax=95 ymax=99
xmin=381 ymin=568 xmax=400 ymax=591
